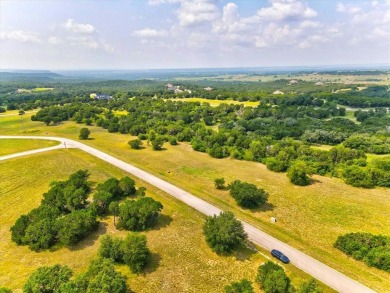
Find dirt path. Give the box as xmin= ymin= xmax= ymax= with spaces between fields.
xmin=0 ymin=135 xmax=376 ymax=293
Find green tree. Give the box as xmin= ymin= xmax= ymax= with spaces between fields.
xmin=22 ymin=218 xmax=58 ymax=251
xmin=151 ymin=136 xmax=165 ymax=150
xmin=109 ymin=201 xmax=120 ymax=225
xmin=298 ymin=279 xmax=323 ymax=293
xmin=287 ymin=161 xmax=312 ymax=186
xmin=128 ymin=139 xmax=143 ymax=149
xmin=203 ymin=211 xmax=247 ymax=254
xmin=225 ymin=279 xmax=254 ymax=293
xmin=0 ymin=288 xmax=12 ymax=293
xmin=214 ymin=178 xmax=225 ymax=189
xmin=79 ymin=128 xmax=90 ymax=140
xmin=119 ymin=176 xmax=136 ymax=196
xmin=57 ymin=210 xmax=98 ymax=246
xmin=98 ymin=235 xmax=124 ymax=263
xmin=228 ymin=180 xmax=268 ymax=209
xmin=116 ymin=197 xmax=163 ymax=231
xmin=257 ymin=261 xmax=294 ymax=293
xmin=23 ymin=264 xmax=73 ymax=293
xmin=78 ymin=258 xmax=129 ymax=293
xmin=122 ymin=233 xmax=151 ymax=273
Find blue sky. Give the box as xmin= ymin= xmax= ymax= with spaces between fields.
xmin=1 ymin=0 xmax=389 ymax=69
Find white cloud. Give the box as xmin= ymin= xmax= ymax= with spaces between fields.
xmin=63 ymin=19 xmax=95 ymax=34
xmin=67 ymin=36 xmax=113 ymax=52
xmin=132 ymin=28 xmax=168 ymax=38
xmin=336 ymin=2 xmax=361 ymax=14
xmin=148 ymin=0 xmax=181 ymax=5
xmin=257 ymin=0 xmax=317 ymax=21
xmin=0 ymin=30 xmax=41 ymax=43
xmin=177 ymin=0 xmax=220 ymax=27
xmin=48 ymin=36 xmax=63 ymax=45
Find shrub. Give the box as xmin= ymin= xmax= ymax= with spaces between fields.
xmin=229 ymin=180 xmax=268 ymax=209
xmin=203 ymin=211 xmax=247 ymax=254
xmin=225 ymin=279 xmax=254 ymax=293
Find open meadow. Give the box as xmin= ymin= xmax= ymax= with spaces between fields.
xmin=0 ymin=112 xmax=389 ymax=292
xmin=0 ymin=138 xmax=59 ymax=156
xmin=0 ymin=145 xmax=333 ymax=292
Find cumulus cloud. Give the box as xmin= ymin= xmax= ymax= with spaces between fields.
xmin=0 ymin=30 xmax=41 ymax=43
xmin=63 ymin=19 xmax=95 ymax=34
xmin=148 ymin=0 xmax=181 ymax=5
xmin=257 ymin=0 xmax=317 ymax=21
xmin=132 ymin=28 xmax=168 ymax=38
xmin=177 ymin=0 xmax=220 ymax=27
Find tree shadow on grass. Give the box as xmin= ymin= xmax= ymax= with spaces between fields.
xmin=143 ymin=252 xmax=161 ymax=274
xmin=248 ymin=202 xmax=276 ymax=213
xmin=154 ymin=214 xmax=173 ymax=230
xmin=233 ymin=241 xmax=258 ymax=261
xmin=68 ymin=221 xmax=108 ymax=251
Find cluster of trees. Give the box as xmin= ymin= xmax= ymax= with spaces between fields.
xmin=23 ymin=259 xmax=130 ymax=293
xmin=116 ymin=197 xmax=163 ymax=231
xmin=228 ymin=180 xmax=269 ymax=208
xmin=99 ymin=234 xmax=151 ymax=273
xmin=203 ymin=211 xmax=247 ymax=254
xmin=10 ymin=172 xmax=147 ymax=251
xmin=257 ymin=262 xmax=323 ymax=293
xmin=10 ymin=170 xmax=98 ymax=250
xmin=90 ymin=176 xmax=138 ymax=216
xmin=334 ymin=232 xmax=390 ymax=272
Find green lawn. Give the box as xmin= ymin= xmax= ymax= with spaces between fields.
xmin=1 ymin=112 xmax=388 ymax=292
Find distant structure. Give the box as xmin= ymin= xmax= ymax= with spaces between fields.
xmin=93 ymin=94 xmax=113 ymax=100
xmin=272 ymin=90 xmax=284 ymax=95
xmin=203 ymin=87 xmax=213 ymax=91
xmin=315 ymin=82 xmax=324 ymax=86
xmin=289 ymin=79 xmax=298 ymax=84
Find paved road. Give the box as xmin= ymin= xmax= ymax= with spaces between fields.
xmin=0 ymin=135 xmax=376 ymax=293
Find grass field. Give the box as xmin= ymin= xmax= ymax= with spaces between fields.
xmin=171 ymin=97 xmax=260 ymax=107
xmin=0 ymin=148 xmax=332 ymax=292
xmin=0 ymin=139 xmax=59 ymax=156
xmin=1 ymin=112 xmax=389 ymax=292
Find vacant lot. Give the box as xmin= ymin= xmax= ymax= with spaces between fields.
xmin=0 ymin=149 xmax=270 ymax=292
xmin=1 ymin=112 xmax=389 ymax=292
xmin=0 ymin=139 xmax=59 ymax=156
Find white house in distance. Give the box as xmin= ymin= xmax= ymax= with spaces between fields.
xmin=272 ymin=90 xmax=284 ymax=95
xmin=90 ymin=93 xmax=113 ymax=100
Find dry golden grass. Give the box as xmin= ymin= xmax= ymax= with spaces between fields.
xmin=0 ymin=139 xmax=59 ymax=156
xmin=1 ymin=112 xmax=388 ymax=291
xmin=171 ymin=97 xmax=260 ymax=107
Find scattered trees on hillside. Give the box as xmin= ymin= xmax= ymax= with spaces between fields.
xmin=334 ymin=232 xmax=390 ymax=272
xmin=229 ymin=180 xmax=269 ymax=209
xmin=203 ymin=211 xmax=247 ymax=254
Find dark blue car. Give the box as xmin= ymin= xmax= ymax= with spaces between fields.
xmin=271 ymin=249 xmax=290 ymax=263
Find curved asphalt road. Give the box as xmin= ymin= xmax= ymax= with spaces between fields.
xmin=0 ymin=135 xmax=376 ymax=293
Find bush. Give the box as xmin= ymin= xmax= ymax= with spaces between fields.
xmin=225 ymin=279 xmax=254 ymax=293
xmin=24 ymin=264 xmax=73 ymax=293
xmin=298 ymin=279 xmax=323 ymax=293
xmin=287 ymin=161 xmax=312 ymax=186
xmin=122 ymin=233 xmax=151 ymax=273
xmin=116 ymin=197 xmax=163 ymax=231
xmin=203 ymin=211 xmax=247 ymax=254
xmin=0 ymin=288 xmax=12 ymax=293
xmin=128 ymin=139 xmax=143 ymax=149
xmin=98 ymin=235 xmax=124 ymax=263
xmin=334 ymin=232 xmax=390 ymax=272
xmin=214 ymin=178 xmax=225 ymax=189
xmin=79 ymin=128 xmax=90 ymax=140
xmin=257 ymin=261 xmax=294 ymax=293
xmin=229 ymin=180 xmax=268 ymax=209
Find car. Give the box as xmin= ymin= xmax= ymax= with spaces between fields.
xmin=271 ymin=249 xmax=290 ymax=263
